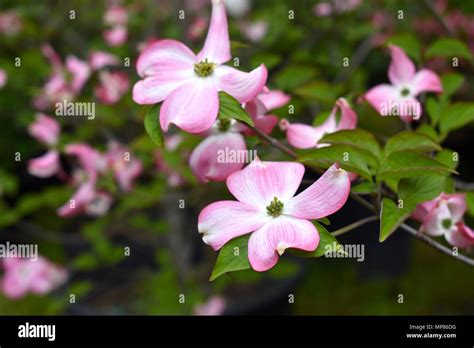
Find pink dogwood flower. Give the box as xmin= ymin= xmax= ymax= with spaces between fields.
xmin=198 ymin=159 xmax=351 ymax=271
xmin=103 ymin=26 xmax=127 ymax=47
xmin=103 ymin=5 xmax=128 ymax=47
xmin=89 ymin=51 xmax=120 ymax=70
xmin=189 ymin=119 xmax=247 ymax=183
xmin=243 ymin=89 xmax=290 ymax=135
xmin=94 ymin=71 xmax=130 ymax=104
xmin=57 ymin=178 xmax=111 ymax=217
xmin=364 ymin=44 xmax=443 ymax=122
xmin=1 ymin=256 xmax=67 ymax=299
xmin=189 ymin=89 xmax=288 ymax=183
xmin=27 ymin=114 xmax=61 ymax=178
xmin=28 ymin=151 xmax=61 ymax=178
xmin=412 ymin=193 xmax=474 ymax=249
xmin=280 ymin=97 xmax=357 ymax=149
xmin=106 ymin=141 xmax=143 ymax=192
xmin=133 ymin=0 xmax=267 ymax=133
xmin=34 ymin=45 xmax=90 ymax=109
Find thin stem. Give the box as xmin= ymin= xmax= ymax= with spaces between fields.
xmin=400 ymin=223 xmax=474 ymax=267
xmin=331 ymin=216 xmax=379 ymax=237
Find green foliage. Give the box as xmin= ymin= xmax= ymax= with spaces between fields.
xmin=439 ymin=102 xmax=474 ymax=134
xmin=426 ymin=38 xmax=473 ymax=61
xmin=377 ymin=150 xmax=455 ymax=181
xmin=383 ymin=131 xmax=441 ymax=156
xmin=218 ymin=92 xmax=254 ymax=126
xmin=144 ymin=105 xmax=164 ymax=147
xmin=210 ymin=235 xmax=251 ymax=281
xmin=299 ymin=144 xmax=378 ymax=181
xmin=379 ymin=198 xmax=410 ymax=242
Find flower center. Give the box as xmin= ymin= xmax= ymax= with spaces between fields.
xmin=194 ymin=58 xmax=216 ymax=77
xmin=441 ymin=218 xmax=452 ymax=229
xmin=266 ymin=196 xmax=284 ymax=217
xmin=217 ymin=118 xmax=231 ymax=132
xmin=400 ymin=87 xmax=410 ymax=97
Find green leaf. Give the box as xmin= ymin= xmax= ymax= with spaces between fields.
xmin=416 ymin=124 xmax=439 ymax=141
xmin=384 ymin=131 xmax=441 ymax=156
xmin=218 ymin=92 xmax=254 ymax=127
xmin=379 ymin=198 xmax=410 ymax=242
xmin=439 ymin=102 xmax=474 ymax=134
xmin=275 ymin=66 xmax=317 ymax=90
xmin=435 ymin=149 xmax=459 ymax=170
xmin=291 ymin=222 xmax=344 ymax=257
xmin=299 ymin=144 xmax=379 ymax=181
xmin=387 ymin=34 xmax=421 ymax=62
xmin=317 ymin=217 xmax=331 ymax=225
xmin=426 ymin=38 xmax=473 ymax=61
xmin=351 ymin=181 xmax=377 ymax=194
xmin=377 ymin=150 xmax=455 ymax=181
xmin=466 ymin=192 xmax=474 ymax=217
xmin=210 ymin=235 xmax=250 ymax=281
xmin=441 ymin=73 xmax=465 ymax=97
xmin=398 ymin=175 xmax=447 ymax=210
xmin=294 ymin=81 xmax=342 ymax=103
xmin=319 ymin=129 xmax=382 ymax=159
xmin=144 ymin=105 xmax=164 ymax=147
xmin=426 ymin=97 xmax=441 ymax=126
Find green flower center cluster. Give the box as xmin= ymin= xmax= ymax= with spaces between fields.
xmin=194 ymin=58 xmax=216 ymax=77
xmin=266 ymin=196 xmax=284 ymax=217
xmin=442 ymin=218 xmax=452 ymax=229
xmin=400 ymin=87 xmax=410 ymax=97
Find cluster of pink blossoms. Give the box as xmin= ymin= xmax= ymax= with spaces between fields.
xmin=131 ymin=0 xmax=472 ymax=272
xmin=28 ymin=114 xmax=142 ymax=217
xmin=34 ymin=45 xmax=129 ymax=109
xmin=412 ymin=193 xmax=474 ymax=249
xmin=1 ymin=257 xmax=67 ymax=299
xmin=132 ymin=0 xmax=353 ymax=271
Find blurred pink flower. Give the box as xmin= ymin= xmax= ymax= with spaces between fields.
xmin=133 ymin=0 xmax=267 ymax=133
xmin=57 ymin=179 xmax=111 ymax=217
xmin=242 ymin=20 xmax=268 ymax=42
xmin=104 ymin=5 xmax=128 ymax=26
xmin=95 ymin=71 xmax=130 ymax=104
xmin=34 ymin=45 xmax=90 ymax=109
xmin=89 ymin=51 xmax=120 ymax=70
xmin=1 ymin=256 xmax=67 ymax=299
xmin=0 ymin=11 xmax=22 ymax=37
xmin=280 ymin=97 xmax=357 ymax=149
xmin=187 ymin=17 xmax=208 ymax=41
xmin=0 ymin=68 xmax=7 ymax=88
xmin=27 ymin=114 xmax=61 ymax=178
xmin=28 ymin=151 xmax=61 ymax=178
xmin=65 ymin=143 xmax=106 ymax=178
xmin=106 ymin=141 xmax=142 ymax=192
xmin=28 ymin=113 xmax=60 ymax=146
xmin=198 ymin=159 xmax=350 ymax=271
xmin=103 ymin=5 xmax=128 ymax=47
xmin=103 ymin=25 xmax=128 ymax=47
xmin=314 ymin=0 xmax=361 ymax=17
xmin=364 ymin=44 xmax=442 ymax=123
xmin=412 ymin=193 xmax=474 ymax=249
xmin=194 ymin=296 xmax=226 ymax=315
